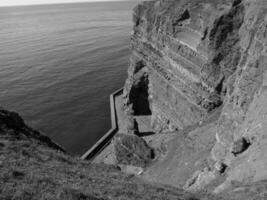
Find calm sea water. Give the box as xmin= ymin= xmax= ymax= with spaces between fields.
xmin=0 ymin=1 xmax=137 ymax=155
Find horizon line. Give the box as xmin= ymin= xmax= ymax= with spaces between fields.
xmin=0 ymin=0 xmax=139 ymax=8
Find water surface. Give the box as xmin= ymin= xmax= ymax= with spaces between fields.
xmin=0 ymin=1 xmax=137 ymax=155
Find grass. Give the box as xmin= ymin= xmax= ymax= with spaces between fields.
xmin=0 ymin=109 xmax=220 ymax=200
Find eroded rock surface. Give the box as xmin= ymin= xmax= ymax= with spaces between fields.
xmin=123 ymin=0 xmax=267 ymax=196
xmin=124 ymin=0 xmax=238 ymax=132
xmin=209 ymin=0 xmax=267 ymax=193
xmin=114 ymin=134 xmax=154 ymax=167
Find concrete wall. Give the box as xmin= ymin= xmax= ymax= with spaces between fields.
xmin=81 ymin=88 xmax=123 ymax=160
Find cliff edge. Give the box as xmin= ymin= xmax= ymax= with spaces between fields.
xmin=2 ymin=0 xmax=267 ymax=199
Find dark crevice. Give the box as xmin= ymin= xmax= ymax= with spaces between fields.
xmin=129 ymin=73 xmax=152 ymax=116
xmin=12 ymin=171 xmax=25 ymax=179
xmin=135 ymin=18 xmax=140 ymax=27
xmin=219 ymin=163 xmax=228 ymax=174
xmin=232 ymin=137 xmax=252 ymax=156
xmin=179 ymin=9 xmax=190 ymax=22
xmin=233 ymin=0 xmax=243 ymax=7
xmin=215 ymin=76 xmax=225 ymax=95
xmin=186 ymin=175 xmax=198 ymax=188
xmin=137 ymin=131 xmax=155 ymax=137
xmin=212 ymin=53 xmax=224 ymax=65
xmin=172 ymin=9 xmax=190 ymax=29
xmin=151 ymin=149 xmax=155 ymax=159
xmin=201 ymin=28 xmax=208 ymax=41
xmin=134 ymin=60 xmax=146 ymax=74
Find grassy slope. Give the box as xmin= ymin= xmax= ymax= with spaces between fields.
xmin=0 ymin=109 xmax=222 ymax=200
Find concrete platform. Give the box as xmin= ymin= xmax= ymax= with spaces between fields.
xmin=94 ymin=93 xmax=155 ymax=164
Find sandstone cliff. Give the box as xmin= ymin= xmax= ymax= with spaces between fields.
xmin=123 ymin=0 xmax=267 ymax=195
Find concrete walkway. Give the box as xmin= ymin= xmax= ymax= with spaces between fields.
xmin=94 ymin=93 xmax=155 ymax=164
xmin=94 ymin=93 xmax=171 ymax=165
xmin=93 ymin=94 xmax=126 ymax=164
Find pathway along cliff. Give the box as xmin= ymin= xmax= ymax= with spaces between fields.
xmin=1 ymin=0 xmax=267 ymax=199
xmin=80 ymin=88 xmax=123 ymax=160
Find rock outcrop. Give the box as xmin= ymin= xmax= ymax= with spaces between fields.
xmin=124 ymin=0 xmax=236 ymax=132
xmin=123 ymin=0 xmax=267 ymax=195
xmin=0 ymin=108 xmax=65 ymax=152
xmin=114 ymin=134 xmax=154 ymax=167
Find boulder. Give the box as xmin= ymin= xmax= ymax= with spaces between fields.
xmin=114 ymin=134 xmax=154 ymax=168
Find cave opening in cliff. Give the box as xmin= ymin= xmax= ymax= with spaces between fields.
xmin=130 ymin=74 xmax=152 ymax=116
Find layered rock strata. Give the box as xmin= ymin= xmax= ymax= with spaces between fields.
xmin=124 ymin=0 xmax=240 ymax=132
xmin=123 ymin=0 xmax=267 ymax=194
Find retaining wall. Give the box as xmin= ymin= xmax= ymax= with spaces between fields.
xmin=81 ymin=88 xmax=123 ymax=160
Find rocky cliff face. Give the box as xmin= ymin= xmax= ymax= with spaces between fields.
xmin=124 ymin=0 xmax=267 ymax=194
xmin=124 ymin=0 xmax=237 ymax=132
xmin=2 ymin=0 xmax=267 ymax=199
xmin=210 ymin=0 xmax=267 ymax=192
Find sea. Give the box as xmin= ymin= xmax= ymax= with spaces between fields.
xmin=0 ymin=1 xmax=138 ymax=155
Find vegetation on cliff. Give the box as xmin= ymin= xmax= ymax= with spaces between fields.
xmin=0 ymin=108 xmax=222 ymax=200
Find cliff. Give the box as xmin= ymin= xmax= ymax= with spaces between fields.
xmin=124 ymin=0 xmax=234 ymax=132
xmin=123 ymin=0 xmax=267 ymax=196
xmin=2 ymin=0 xmax=267 ymax=199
